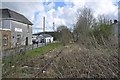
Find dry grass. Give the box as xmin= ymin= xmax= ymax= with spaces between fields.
xmin=2 ymin=43 xmax=119 ymax=78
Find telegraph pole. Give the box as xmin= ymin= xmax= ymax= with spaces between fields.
xmin=43 ymin=16 xmax=45 ymax=34
xmin=53 ymin=22 xmax=56 ymax=41
xmin=53 ymin=22 xmax=55 ymax=31
xmin=43 ymin=16 xmax=46 ymax=46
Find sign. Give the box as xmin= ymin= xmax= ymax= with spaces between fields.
xmin=15 ymin=28 xmax=22 ymax=32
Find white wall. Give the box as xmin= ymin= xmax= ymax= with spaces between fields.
xmin=45 ymin=37 xmax=53 ymax=43
xmin=11 ymin=20 xmax=32 ymax=47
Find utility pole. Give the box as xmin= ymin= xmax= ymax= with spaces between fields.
xmin=43 ymin=16 xmax=45 ymax=34
xmin=43 ymin=16 xmax=46 ymax=46
xmin=53 ymin=22 xmax=55 ymax=31
xmin=53 ymin=22 xmax=56 ymax=41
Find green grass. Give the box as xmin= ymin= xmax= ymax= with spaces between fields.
xmin=26 ymin=43 xmax=60 ymax=57
xmin=2 ymin=43 xmax=60 ymax=77
xmin=2 ymin=43 xmax=60 ymax=67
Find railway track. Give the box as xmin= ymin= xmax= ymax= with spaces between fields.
xmin=3 ymin=44 xmax=119 ymax=78
xmin=34 ymin=47 xmax=65 ymax=78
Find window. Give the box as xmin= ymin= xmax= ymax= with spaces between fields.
xmin=17 ymin=34 xmax=21 ymax=43
xmin=27 ymin=25 xmax=29 ymax=33
xmin=3 ymin=35 xmax=8 ymax=46
xmin=2 ymin=20 xmax=10 ymax=29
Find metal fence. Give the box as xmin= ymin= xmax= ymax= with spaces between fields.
xmin=1 ymin=43 xmax=46 ymax=58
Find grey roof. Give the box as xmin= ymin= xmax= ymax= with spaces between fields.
xmin=38 ymin=34 xmax=53 ymax=38
xmin=0 ymin=8 xmax=33 ymax=25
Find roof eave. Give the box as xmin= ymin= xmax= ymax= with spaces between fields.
xmin=0 ymin=18 xmax=33 ymax=25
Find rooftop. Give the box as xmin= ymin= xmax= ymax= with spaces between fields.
xmin=38 ymin=34 xmax=53 ymax=38
xmin=0 ymin=8 xmax=33 ymax=25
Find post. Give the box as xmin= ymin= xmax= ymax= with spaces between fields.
xmin=43 ymin=16 xmax=45 ymax=35
xmin=43 ymin=16 xmax=46 ymax=46
xmin=53 ymin=22 xmax=56 ymax=41
xmin=53 ymin=22 xmax=55 ymax=31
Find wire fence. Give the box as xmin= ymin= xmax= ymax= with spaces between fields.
xmin=1 ymin=43 xmax=46 ymax=58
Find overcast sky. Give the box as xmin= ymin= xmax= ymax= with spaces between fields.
xmin=1 ymin=0 xmax=119 ymax=33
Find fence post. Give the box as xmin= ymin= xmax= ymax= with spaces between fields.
xmin=37 ymin=42 xmax=38 ymax=48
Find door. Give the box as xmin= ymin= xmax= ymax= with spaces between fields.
xmin=26 ymin=37 xmax=28 ymax=46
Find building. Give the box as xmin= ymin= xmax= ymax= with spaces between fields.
xmin=0 ymin=8 xmax=33 ymax=50
xmin=109 ymin=20 xmax=118 ymax=46
xmin=32 ymin=35 xmax=39 ymax=44
xmin=33 ymin=31 xmax=58 ymax=41
xmin=112 ymin=20 xmax=118 ymax=37
xmin=37 ymin=34 xmax=54 ymax=43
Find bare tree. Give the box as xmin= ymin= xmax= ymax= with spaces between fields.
xmin=57 ymin=25 xmax=73 ymax=46
xmin=74 ymin=7 xmax=95 ymax=47
xmin=97 ymin=15 xmax=110 ymax=24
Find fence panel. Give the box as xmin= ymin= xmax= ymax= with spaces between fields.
xmin=1 ymin=43 xmax=46 ymax=58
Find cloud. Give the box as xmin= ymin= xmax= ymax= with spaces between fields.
xmin=2 ymin=2 xmax=45 ymax=22
xmin=84 ymin=0 xmax=118 ymax=19
xmin=1 ymin=0 xmax=118 ymax=34
xmin=2 ymin=2 xmax=45 ymax=33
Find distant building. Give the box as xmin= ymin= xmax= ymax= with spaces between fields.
xmin=37 ymin=34 xmax=53 ymax=43
xmin=112 ymin=20 xmax=118 ymax=37
xmin=109 ymin=20 xmax=118 ymax=45
xmin=32 ymin=35 xmax=39 ymax=44
xmin=33 ymin=31 xmax=58 ymax=41
xmin=0 ymin=8 xmax=33 ymax=50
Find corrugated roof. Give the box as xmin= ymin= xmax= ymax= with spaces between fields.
xmin=0 ymin=8 xmax=33 ymax=25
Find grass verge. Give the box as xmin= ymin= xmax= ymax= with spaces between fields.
xmin=26 ymin=42 xmax=60 ymax=57
xmin=2 ymin=43 xmax=60 ymax=76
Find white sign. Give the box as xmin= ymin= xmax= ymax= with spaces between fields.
xmin=15 ymin=28 xmax=22 ymax=32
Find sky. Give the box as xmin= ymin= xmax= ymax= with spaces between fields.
xmin=1 ymin=0 xmax=119 ymax=34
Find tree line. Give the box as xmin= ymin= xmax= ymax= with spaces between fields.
xmin=56 ymin=7 xmax=117 ymax=48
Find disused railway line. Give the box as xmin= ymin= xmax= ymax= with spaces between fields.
xmin=2 ymin=46 xmax=65 ymax=78
xmin=34 ymin=47 xmax=65 ymax=78
xmin=3 ymin=44 xmax=119 ymax=78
